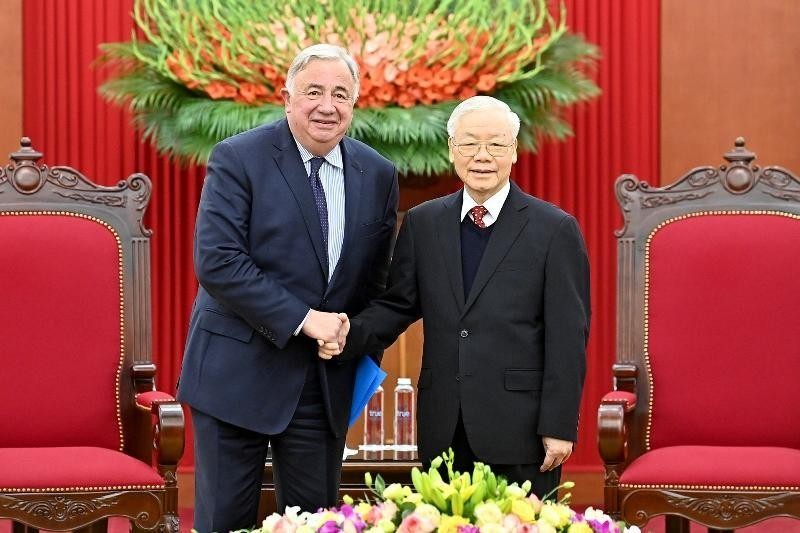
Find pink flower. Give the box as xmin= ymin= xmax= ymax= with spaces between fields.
xmin=502 ymin=513 xmax=522 ymax=529
xmin=367 ymin=501 xmax=399 ymax=524
xmin=397 ymin=513 xmax=435 ymax=533
xmin=271 ymin=516 xmax=298 ymax=533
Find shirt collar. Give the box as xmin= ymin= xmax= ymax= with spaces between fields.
xmin=460 ymin=181 xmax=511 ymax=222
xmin=293 ymin=139 xmax=344 ymax=170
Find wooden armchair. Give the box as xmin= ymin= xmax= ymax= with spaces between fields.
xmin=0 ymin=139 xmax=184 ymax=532
xmin=599 ymin=138 xmax=800 ymax=532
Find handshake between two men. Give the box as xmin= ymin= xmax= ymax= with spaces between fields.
xmin=300 ymin=309 xmax=350 ymax=360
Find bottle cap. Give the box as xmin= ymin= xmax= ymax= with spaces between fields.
xmin=397 ymin=377 xmax=411 ymax=385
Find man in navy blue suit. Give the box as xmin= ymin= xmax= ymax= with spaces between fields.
xmin=177 ymin=44 xmax=398 ymax=532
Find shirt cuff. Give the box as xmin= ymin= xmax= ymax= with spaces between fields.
xmin=294 ymin=309 xmax=311 ymax=336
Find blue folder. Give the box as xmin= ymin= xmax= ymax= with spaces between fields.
xmin=348 ymin=355 xmax=387 ymax=427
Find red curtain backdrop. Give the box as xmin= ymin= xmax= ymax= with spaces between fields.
xmin=22 ymin=0 xmax=658 ymax=471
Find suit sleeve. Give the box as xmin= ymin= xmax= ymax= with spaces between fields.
xmin=537 ymin=214 xmax=591 ymax=441
xmin=342 ymin=209 xmax=422 ymax=360
xmin=193 ymin=140 xmax=309 ymax=348
xmin=363 ymin=165 xmax=399 ymax=304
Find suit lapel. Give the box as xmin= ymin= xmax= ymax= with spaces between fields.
xmin=326 ymin=138 xmax=363 ymax=294
xmin=272 ymin=121 xmax=328 ymax=280
xmin=437 ymin=190 xmax=466 ymax=311
xmin=462 ymin=183 xmax=529 ymax=316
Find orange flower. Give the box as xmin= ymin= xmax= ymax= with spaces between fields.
xmin=458 ymin=86 xmax=477 ymax=100
xmin=374 ymin=84 xmax=396 ymax=103
xmin=214 ymin=21 xmax=232 ymax=40
xmin=476 ymin=73 xmax=497 ymax=92
xmin=396 ymin=93 xmax=416 ymax=108
xmin=205 ymin=82 xmax=228 ymax=99
xmin=239 ymin=82 xmax=267 ymax=104
xmin=452 ymin=68 xmax=472 ymax=83
xmin=205 ymin=81 xmax=237 ymax=100
xmin=166 ymin=52 xmax=192 ymax=83
xmin=431 ymin=69 xmax=452 ymax=87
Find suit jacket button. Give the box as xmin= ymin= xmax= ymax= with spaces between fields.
xmin=460 ymin=329 xmax=469 ymax=338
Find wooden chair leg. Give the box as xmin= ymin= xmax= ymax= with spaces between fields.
xmin=12 ymin=522 xmax=39 ymax=533
xmin=666 ymin=515 xmax=691 ymax=533
xmin=74 ymin=518 xmax=108 ymax=533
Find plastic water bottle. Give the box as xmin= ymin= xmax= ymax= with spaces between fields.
xmin=393 ymin=377 xmax=416 ymax=459
xmin=362 ymin=385 xmax=384 ymax=460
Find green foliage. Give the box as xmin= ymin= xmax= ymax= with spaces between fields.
xmin=99 ymin=0 xmax=600 ymax=176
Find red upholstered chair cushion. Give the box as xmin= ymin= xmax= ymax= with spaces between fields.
xmin=135 ymin=391 xmax=176 ymax=410
xmin=647 ymin=214 xmax=800 ymax=449
xmin=0 ymin=214 xmax=122 ymax=449
xmin=0 ymin=447 xmax=164 ymax=490
xmin=619 ymin=446 xmax=800 ymax=489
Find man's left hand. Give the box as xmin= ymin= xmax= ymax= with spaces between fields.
xmin=540 ymin=436 xmax=573 ymax=472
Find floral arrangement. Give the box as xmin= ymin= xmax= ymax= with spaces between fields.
xmin=100 ymin=0 xmax=599 ymax=176
xmin=255 ymin=451 xmax=637 ymax=533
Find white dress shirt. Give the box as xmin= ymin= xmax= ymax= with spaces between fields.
xmin=293 ymin=140 xmax=347 ymax=335
xmin=460 ymin=181 xmax=511 ymax=227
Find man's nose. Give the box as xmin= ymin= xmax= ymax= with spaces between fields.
xmin=317 ymin=93 xmax=336 ymax=112
xmin=474 ymin=144 xmax=492 ymax=161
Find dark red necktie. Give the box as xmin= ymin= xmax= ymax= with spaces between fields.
xmin=470 ymin=205 xmax=488 ymax=228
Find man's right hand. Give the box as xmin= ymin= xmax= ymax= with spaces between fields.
xmin=315 ymin=313 xmax=349 ymax=359
xmin=302 ymin=310 xmax=347 ymax=345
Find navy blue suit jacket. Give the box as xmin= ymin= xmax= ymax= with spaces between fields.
xmin=177 ymin=119 xmax=398 ymax=438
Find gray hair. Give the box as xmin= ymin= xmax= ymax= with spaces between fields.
xmin=446 ymin=96 xmax=521 ymax=138
xmin=285 ymin=44 xmax=360 ymax=102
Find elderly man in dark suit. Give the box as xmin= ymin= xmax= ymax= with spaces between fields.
xmin=177 ymin=44 xmax=398 ymax=532
xmin=323 ymin=96 xmax=589 ymax=497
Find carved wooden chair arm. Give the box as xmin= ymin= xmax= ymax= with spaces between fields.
xmin=598 ymin=390 xmax=637 ymax=464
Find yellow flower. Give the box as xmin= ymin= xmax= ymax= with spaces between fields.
xmin=511 ymin=498 xmax=537 ymax=523
xmin=539 ymin=503 xmax=571 ymax=528
xmin=567 ymin=523 xmax=593 ymax=533
xmin=403 ymin=492 xmax=423 ymax=505
xmin=535 ymin=519 xmax=558 ymax=533
xmin=505 ymin=484 xmax=527 ymax=499
xmin=413 ymin=504 xmax=441 ymax=527
xmin=377 ymin=519 xmax=396 ymax=532
xmin=437 ymin=515 xmax=470 ymax=533
xmin=355 ymin=502 xmax=373 ymax=520
xmin=474 ymin=502 xmax=503 ymax=525
xmin=383 ymin=483 xmax=405 ymax=501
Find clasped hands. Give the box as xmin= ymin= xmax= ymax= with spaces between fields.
xmin=301 ymin=309 xmax=349 ymax=360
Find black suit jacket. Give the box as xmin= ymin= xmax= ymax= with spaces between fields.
xmin=177 ymin=119 xmax=398 ymax=438
xmin=346 ymin=182 xmax=590 ymax=464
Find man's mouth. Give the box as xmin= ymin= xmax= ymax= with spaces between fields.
xmin=470 ymin=169 xmax=495 ymax=174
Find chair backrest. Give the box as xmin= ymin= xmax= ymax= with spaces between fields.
xmin=615 ymin=138 xmax=800 ymax=455
xmin=0 ymin=138 xmax=153 ymax=451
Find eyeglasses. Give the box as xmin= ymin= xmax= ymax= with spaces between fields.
xmin=450 ymin=139 xmax=516 ymax=158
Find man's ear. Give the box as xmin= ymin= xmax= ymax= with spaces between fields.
xmin=448 ymin=140 xmax=455 ymax=163
xmin=281 ymin=87 xmax=291 ymax=108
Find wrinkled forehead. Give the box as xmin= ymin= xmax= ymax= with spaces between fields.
xmin=454 ymin=109 xmax=516 ymax=139
xmin=295 ymin=58 xmax=356 ymax=87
